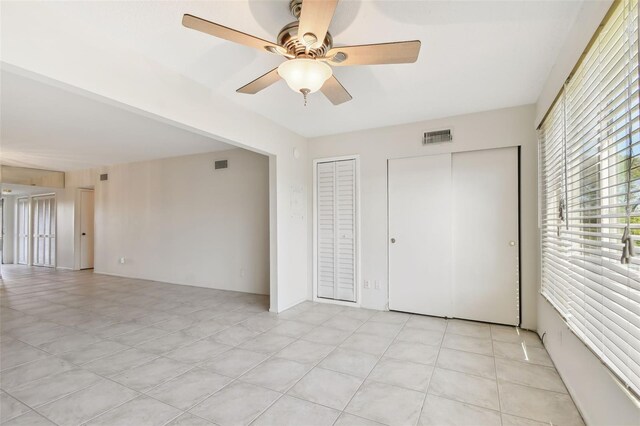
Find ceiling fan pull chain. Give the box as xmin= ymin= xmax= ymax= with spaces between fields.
xmin=301 ymin=88 xmax=310 ymax=106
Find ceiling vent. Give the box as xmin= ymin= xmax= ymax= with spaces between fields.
xmin=423 ymin=129 xmax=452 ymax=145
xmin=214 ymin=160 xmax=228 ymax=170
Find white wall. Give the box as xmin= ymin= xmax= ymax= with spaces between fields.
xmin=55 ymin=188 xmax=75 ymax=270
xmin=308 ymin=104 xmax=539 ymax=329
xmin=538 ymin=297 xmax=640 ymax=425
xmin=75 ymin=149 xmax=270 ymax=295
xmin=534 ymin=0 xmax=640 ymax=422
xmin=535 ymin=0 xmax=613 ymax=127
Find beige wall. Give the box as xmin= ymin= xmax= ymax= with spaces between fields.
xmin=308 ymin=104 xmax=539 ymax=329
xmin=68 ymin=148 xmax=270 ymax=295
xmin=55 ymin=188 xmax=75 ymax=269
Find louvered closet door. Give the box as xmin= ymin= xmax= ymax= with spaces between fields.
xmin=17 ymin=198 xmax=29 ymax=265
xmin=317 ymin=159 xmax=357 ymax=302
xmin=32 ymin=195 xmax=56 ymax=267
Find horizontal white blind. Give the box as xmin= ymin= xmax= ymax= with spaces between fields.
xmin=540 ymin=0 xmax=640 ymax=396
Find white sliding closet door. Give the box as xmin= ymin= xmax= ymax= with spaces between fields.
xmin=32 ymin=195 xmax=56 ymax=267
xmin=452 ymin=147 xmax=519 ymax=325
xmin=388 ymin=147 xmax=519 ymax=325
xmin=389 ymin=154 xmax=453 ymax=317
xmin=17 ymin=197 xmax=29 ymax=265
xmin=316 ymin=159 xmax=357 ymax=302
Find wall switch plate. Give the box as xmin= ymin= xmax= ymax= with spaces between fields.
xmin=119 ymin=257 xmax=126 ymax=264
xmin=364 ymin=280 xmax=370 ymax=289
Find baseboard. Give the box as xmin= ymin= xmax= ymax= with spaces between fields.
xmin=93 ymin=270 xmax=269 ymax=296
xmin=271 ymin=297 xmax=308 ymax=314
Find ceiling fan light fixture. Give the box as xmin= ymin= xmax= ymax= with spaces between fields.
xmin=277 ymin=58 xmax=332 ymax=95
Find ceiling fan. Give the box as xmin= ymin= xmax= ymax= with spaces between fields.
xmin=182 ymin=0 xmax=421 ymax=106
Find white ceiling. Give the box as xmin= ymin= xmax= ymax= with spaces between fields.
xmin=0 ymin=0 xmax=585 ymax=138
xmin=0 ymin=71 xmax=235 ymax=171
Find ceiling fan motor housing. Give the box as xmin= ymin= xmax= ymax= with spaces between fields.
xmin=277 ymin=21 xmax=333 ymax=58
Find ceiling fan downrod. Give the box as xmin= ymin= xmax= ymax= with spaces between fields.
xmin=289 ymin=0 xmax=303 ymax=19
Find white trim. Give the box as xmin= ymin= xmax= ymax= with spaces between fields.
xmin=312 ymin=154 xmax=361 ymax=307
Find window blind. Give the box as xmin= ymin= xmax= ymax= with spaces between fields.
xmin=539 ymin=0 xmax=640 ymax=396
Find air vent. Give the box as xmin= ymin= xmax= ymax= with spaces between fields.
xmin=214 ymin=160 xmax=228 ymax=170
xmin=100 ymin=173 xmax=108 ymax=181
xmin=423 ymin=129 xmax=452 ymax=145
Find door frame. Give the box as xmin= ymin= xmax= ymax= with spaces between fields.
xmin=312 ymin=155 xmax=361 ymax=307
xmin=386 ymin=146 xmax=522 ymax=326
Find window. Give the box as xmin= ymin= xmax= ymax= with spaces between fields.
xmin=539 ymin=0 xmax=639 ymax=396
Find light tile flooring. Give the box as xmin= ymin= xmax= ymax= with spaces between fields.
xmin=0 ymin=266 xmax=584 ymax=426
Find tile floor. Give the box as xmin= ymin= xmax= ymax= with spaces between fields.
xmin=0 ymin=266 xmax=584 ymax=426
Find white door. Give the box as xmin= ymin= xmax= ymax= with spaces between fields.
xmin=316 ymin=159 xmax=357 ymax=302
xmin=452 ymin=147 xmax=519 ymax=325
xmin=17 ymin=197 xmax=29 ymax=265
xmin=389 ymin=154 xmax=453 ymax=317
xmin=388 ymin=148 xmax=519 ymax=325
xmin=79 ymin=190 xmax=95 ymax=269
xmin=32 ymin=195 xmax=56 ymax=267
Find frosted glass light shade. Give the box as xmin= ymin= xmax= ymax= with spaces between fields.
xmin=277 ymin=59 xmax=332 ymax=94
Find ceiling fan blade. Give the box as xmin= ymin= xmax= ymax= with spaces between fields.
xmin=236 ymin=68 xmax=281 ymax=94
xmin=325 ymin=41 xmax=421 ymax=66
xmin=182 ymin=14 xmax=282 ymax=54
xmin=298 ymin=0 xmax=339 ymax=48
xmin=321 ymin=75 xmax=352 ymax=105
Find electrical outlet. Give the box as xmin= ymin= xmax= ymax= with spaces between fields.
xmin=240 ymin=269 xmax=246 ymax=277
xmin=364 ymin=280 xmax=370 ymax=289
xmin=374 ymin=280 xmax=380 ymax=290
xmin=119 ymin=257 xmax=126 ymax=264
